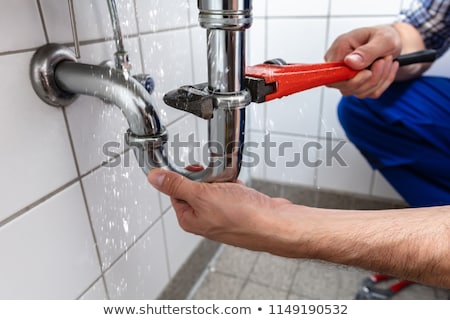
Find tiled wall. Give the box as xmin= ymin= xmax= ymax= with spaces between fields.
xmin=0 ymin=0 xmax=205 ymax=299
xmin=1 ymin=0 xmax=448 ymax=300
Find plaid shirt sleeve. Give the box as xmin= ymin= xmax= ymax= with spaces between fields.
xmin=398 ymin=0 xmax=450 ymax=57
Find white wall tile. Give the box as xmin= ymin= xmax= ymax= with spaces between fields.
xmin=79 ymin=279 xmax=108 ymax=300
xmin=248 ymin=18 xmax=266 ymax=66
xmin=105 ymin=219 xmax=170 ymax=299
xmin=259 ymin=133 xmax=317 ymax=186
xmin=327 ymin=17 xmax=398 ymax=49
xmin=247 ymin=103 xmax=266 ymax=133
xmin=190 ymin=27 xmax=208 ymax=84
xmin=41 ymin=0 xmax=138 ymax=44
xmin=266 ymin=88 xmax=322 ymax=137
xmin=268 ymin=18 xmax=328 ymax=63
xmin=317 ymin=138 xmax=373 ymax=194
xmin=0 ymin=1 xmax=45 ymax=52
xmin=267 ymin=0 xmax=329 ymax=16
xmin=188 ymin=0 xmax=199 ymax=25
xmin=163 ymin=208 xmax=202 ymax=276
xmin=82 ymin=154 xmax=161 ymax=270
xmin=141 ymin=30 xmax=194 ymax=124
xmin=136 ymin=0 xmax=189 ymax=33
xmin=253 ymin=0 xmax=267 ymax=17
xmin=0 ymin=184 xmax=100 ymax=299
xmin=330 ymin=0 xmax=402 ymax=16
xmin=320 ymin=88 xmax=346 ymax=139
xmin=0 ymin=52 xmax=77 ymax=221
xmin=245 ymin=131 xmax=266 ymax=180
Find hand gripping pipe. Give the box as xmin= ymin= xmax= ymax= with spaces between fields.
xmin=29 ymin=0 xmax=253 ymax=182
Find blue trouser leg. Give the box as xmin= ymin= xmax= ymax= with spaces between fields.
xmin=337 ymin=76 xmax=450 ymax=207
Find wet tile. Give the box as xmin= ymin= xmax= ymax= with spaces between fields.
xmin=291 ymin=260 xmax=343 ymax=300
xmin=239 ymin=281 xmax=288 ymax=300
xmin=212 ymin=246 xmax=260 ymax=279
xmin=191 ymin=272 xmax=245 ymax=300
xmin=249 ymin=253 xmax=299 ymax=291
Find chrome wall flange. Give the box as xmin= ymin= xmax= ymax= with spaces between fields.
xmin=30 ymin=43 xmax=79 ymax=107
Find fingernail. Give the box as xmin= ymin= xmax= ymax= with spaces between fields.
xmin=148 ymin=170 xmax=165 ymax=188
xmin=347 ymin=53 xmax=364 ymax=64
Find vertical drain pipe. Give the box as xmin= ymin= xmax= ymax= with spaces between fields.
xmin=197 ymin=0 xmax=253 ymax=182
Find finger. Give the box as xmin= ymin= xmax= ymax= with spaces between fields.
xmin=343 ymin=31 xmax=398 ymax=70
xmin=353 ymin=57 xmax=395 ymax=98
xmin=370 ymin=61 xmax=399 ymax=98
xmin=148 ymin=168 xmax=197 ymax=200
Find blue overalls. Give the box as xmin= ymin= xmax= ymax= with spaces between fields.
xmin=338 ymin=76 xmax=450 ymax=207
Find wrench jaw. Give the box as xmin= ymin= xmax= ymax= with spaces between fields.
xmin=163 ymin=83 xmax=214 ymax=120
xmin=354 ymin=275 xmax=413 ymax=300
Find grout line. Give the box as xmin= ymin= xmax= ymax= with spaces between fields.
xmin=185 ymin=244 xmax=225 ymax=299
xmin=62 ymin=108 xmax=111 ymax=299
xmin=159 ymin=214 xmax=173 ymax=278
xmin=75 ymin=274 xmax=105 ymax=300
xmin=0 ymin=178 xmax=79 ymax=229
xmin=100 ymin=213 xmax=166 ymax=277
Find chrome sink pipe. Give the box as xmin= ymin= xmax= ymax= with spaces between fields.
xmin=29 ymin=0 xmax=252 ymax=182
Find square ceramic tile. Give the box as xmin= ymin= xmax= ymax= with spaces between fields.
xmin=247 ymin=102 xmax=266 ymax=132
xmin=316 ymin=137 xmax=373 ymax=194
xmin=188 ymin=0 xmax=199 ymax=25
xmin=140 ymin=29 xmax=194 ymax=125
xmin=211 ymin=245 xmax=259 ymax=278
xmin=79 ymin=278 xmax=108 ymax=300
xmin=0 ymin=52 xmax=77 ymax=221
xmin=327 ymin=17 xmax=398 ymax=49
xmin=104 ymin=219 xmax=170 ymax=299
xmin=267 ymin=0 xmax=329 ymax=16
xmin=253 ymin=0 xmax=267 ymax=17
xmin=244 ymin=131 xmax=266 ymax=180
xmin=191 ymin=272 xmax=245 ymax=299
xmin=163 ymin=208 xmax=202 ymax=277
xmin=320 ymin=87 xmax=347 ymax=139
xmin=0 ymin=1 xmax=45 ymax=52
xmin=135 ymin=0 xmax=189 ymax=33
xmin=248 ymin=18 xmax=266 ymax=66
xmin=239 ymin=282 xmax=288 ymax=299
xmin=372 ymin=170 xmax=404 ymax=200
xmin=41 ymin=0 xmax=138 ymax=44
xmin=248 ymin=253 xmax=299 ymax=291
xmin=0 ymin=183 xmax=100 ymax=299
xmin=267 ymin=18 xmax=328 ymax=63
xmin=82 ymin=153 xmax=162 ymax=270
xmin=266 ymin=88 xmax=323 ymax=137
xmin=330 ymin=0 xmax=402 ymax=16
xmin=263 ymin=133 xmax=318 ymax=186
xmin=190 ymin=27 xmax=208 ymax=84
xmin=65 ymin=38 xmax=143 ymax=174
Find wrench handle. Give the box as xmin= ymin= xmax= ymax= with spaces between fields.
xmin=395 ymin=49 xmax=437 ymax=66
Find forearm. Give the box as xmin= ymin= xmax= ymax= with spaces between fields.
xmin=392 ymin=22 xmax=432 ymax=80
xmin=284 ymin=205 xmax=450 ymax=288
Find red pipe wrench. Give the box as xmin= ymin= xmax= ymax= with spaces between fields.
xmin=245 ymin=49 xmax=436 ymax=103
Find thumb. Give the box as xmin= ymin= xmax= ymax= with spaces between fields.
xmin=148 ymin=168 xmax=195 ymax=200
xmin=345 ymin=43 xmax=392 ymax=70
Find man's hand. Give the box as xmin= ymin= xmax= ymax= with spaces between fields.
xmin=147 ymin=168 xmax=299 ymax=255
xmin=324 ymin=24 xmax=402 ymax=99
